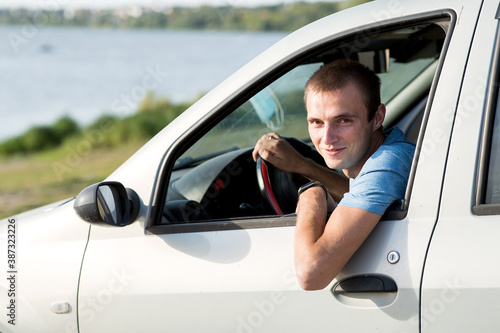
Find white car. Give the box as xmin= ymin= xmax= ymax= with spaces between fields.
xmin=2 ymin=0 xmax=500 ymax=331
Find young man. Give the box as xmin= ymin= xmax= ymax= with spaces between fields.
xmin=252 ymin=60 xmax=415 ymax=290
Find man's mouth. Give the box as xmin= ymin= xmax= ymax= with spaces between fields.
xmin=322 ymin=147 xmax=345 ymax=157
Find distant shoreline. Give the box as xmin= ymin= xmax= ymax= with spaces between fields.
xmin=0 ymin=2 xmax=364 ymax=32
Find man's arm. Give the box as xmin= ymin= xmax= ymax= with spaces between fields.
xmin=252 ymin=133 xmax=349 ymax=202
xmin=294 ymin=186 xmax=382 ymax=290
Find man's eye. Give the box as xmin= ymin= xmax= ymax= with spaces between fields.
xmin=339 ymin=118 xmax=352 ymax=124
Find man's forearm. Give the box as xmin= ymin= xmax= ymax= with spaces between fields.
xmin=295 ymin=195 xmax=384 ymax=291
xmin=294 ymin=187 xmax=331 ymax=290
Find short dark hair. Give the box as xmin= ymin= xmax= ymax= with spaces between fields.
xmin=304 ymin=60 xmax=381 ymax=121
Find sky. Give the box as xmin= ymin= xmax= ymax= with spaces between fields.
xmin=1 ymin=0 xmax=324 ymax=9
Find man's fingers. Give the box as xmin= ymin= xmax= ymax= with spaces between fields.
xmin=253 ymin=133 xmax=281 ymax=162
xmin=252 ymin=147 xmax=260 ymax=162
xmin=258 ymin=149 xmax=272 ymax=161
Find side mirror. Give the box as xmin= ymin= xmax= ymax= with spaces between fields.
xmin=73 ymin=181 xmax=140 ymax=226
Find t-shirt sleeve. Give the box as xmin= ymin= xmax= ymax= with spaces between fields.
xmin=338 ymin=148 xmax=412 ymax=215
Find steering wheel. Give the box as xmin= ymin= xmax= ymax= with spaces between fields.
xmin=256 ymin=137 xmax=326 ymax=215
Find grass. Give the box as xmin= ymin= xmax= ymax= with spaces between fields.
xmin=0 ymin=140 xmax=146 ymax=220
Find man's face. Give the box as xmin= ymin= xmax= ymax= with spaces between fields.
xmin=306 ymin=83 xmax=383 ymax=178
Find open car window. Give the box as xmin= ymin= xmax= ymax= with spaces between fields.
xmin=158 ymin=18 xmax=448 ymax=229
xmin=174 ymin=63 xmax=321 ymax=170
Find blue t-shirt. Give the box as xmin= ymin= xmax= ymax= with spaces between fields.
xmin=338 ymin=127 xmax=415 ymax=215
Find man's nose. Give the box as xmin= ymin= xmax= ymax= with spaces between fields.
xmin=322 ymin=124 xmax=338 ymax=145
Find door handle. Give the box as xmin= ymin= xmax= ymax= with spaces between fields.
xmin=332 ymin=274 xmax=397 ymax=294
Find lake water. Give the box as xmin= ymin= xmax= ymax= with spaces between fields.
xmin=0 ymin=26 xmax=286 ymax=140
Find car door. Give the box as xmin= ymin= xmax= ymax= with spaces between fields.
xmin=421 ymin=0 xmax=500 ymax=331
xmin=77 ymin=1 xmax=483 ymax=332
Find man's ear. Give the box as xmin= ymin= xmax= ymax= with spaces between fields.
xmin=373 ymin=104 xmax=386 ymax=130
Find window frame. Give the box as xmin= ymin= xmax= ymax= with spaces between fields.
xmin=473 ymin=19 xmax=500 ymax=215
xmin=145 ymin=12 xmax=454 ymax=235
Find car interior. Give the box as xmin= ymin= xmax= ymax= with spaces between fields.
xmin=158 ymin=18 xmax=448 ymax=227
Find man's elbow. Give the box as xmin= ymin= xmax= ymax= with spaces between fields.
xmin=295 ymin=265 xmax=334 ymax=291
xmin=298 ymin=279 xmax=327 ymax=291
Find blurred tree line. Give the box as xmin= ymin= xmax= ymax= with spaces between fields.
xmin=0 ymin=94 xmax=192 ymax=156
xmin=0 ymin=0 xmax=370 ymax=32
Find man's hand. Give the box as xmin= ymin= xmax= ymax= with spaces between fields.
xmin=252 ymin=132 xmax=307 ymax=175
